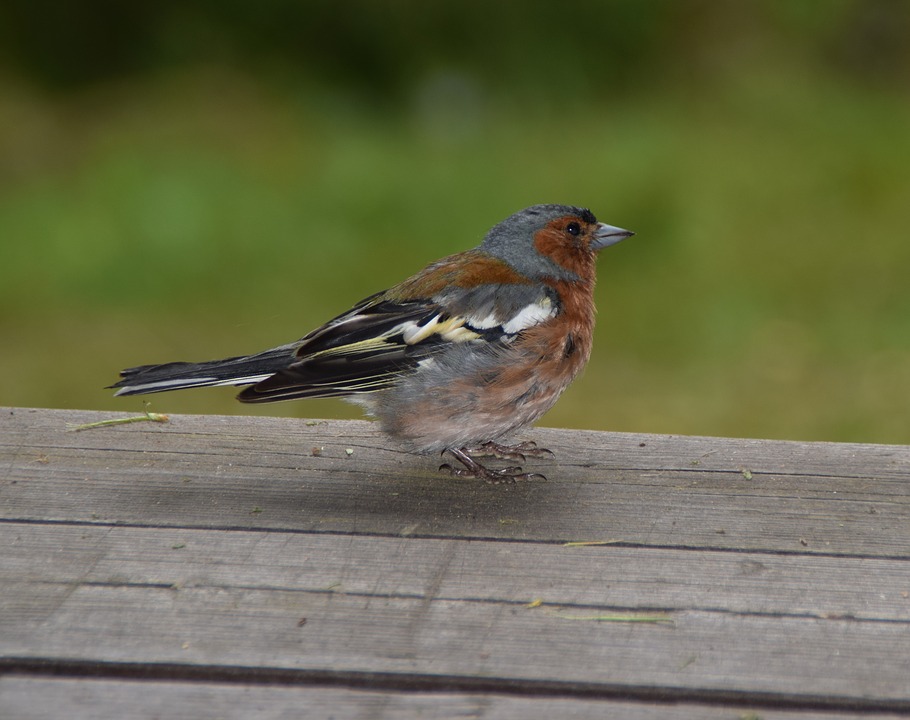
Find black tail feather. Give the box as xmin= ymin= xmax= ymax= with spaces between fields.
xmin=110 ymin=344 xmax=297 ymax=396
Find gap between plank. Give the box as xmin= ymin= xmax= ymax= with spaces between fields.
xmin=2 ymin=516 xmax=909 ymax=562
xmin=1 ymin=657 xmax=908 ymax=715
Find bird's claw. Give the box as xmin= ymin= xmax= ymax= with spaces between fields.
xmin=440 ymin=445 xmax=548 ymax=484
xmin=438 ymin=463 xmax=545 ymax=484
xmin=465 ymin=440 xmax=555 ymax=462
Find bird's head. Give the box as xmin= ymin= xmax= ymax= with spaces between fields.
xmin=480 ymin=204 xmax=633 ymax=282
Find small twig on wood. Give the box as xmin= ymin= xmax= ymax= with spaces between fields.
xmin=550 ymin=611 xmax=673 ymax=625
xmin=67 ymin=405 xmax=169 ymax=432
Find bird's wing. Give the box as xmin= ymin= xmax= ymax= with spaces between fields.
xmin=237 ymin=279 xmax=559 ymax=404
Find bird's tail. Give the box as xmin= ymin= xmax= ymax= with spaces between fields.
xmin=110 ymin=343 xmax=297 ymax=397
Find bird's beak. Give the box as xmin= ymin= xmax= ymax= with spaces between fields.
xmin=592 ymin=223 xmax=634 ymax=251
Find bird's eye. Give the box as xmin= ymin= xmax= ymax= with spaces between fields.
xmin=566 ymin=222 xmax=581 ymax=236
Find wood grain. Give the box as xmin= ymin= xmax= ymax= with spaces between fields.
xmin=8 ymin=677 xmax=909 ymax=720
xmin=2 ymin=408 xmax=908 ymax=555
xmin=1 ymin=407 xmax=909 ymax=718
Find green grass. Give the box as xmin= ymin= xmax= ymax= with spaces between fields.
xmin=2 ymin=66 xmax=909 ymax=444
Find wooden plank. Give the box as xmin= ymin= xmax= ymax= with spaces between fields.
xmin=5 ymin=677 xmax=908 ymax=720
xmin=3 ymin=407 xmax=910 ymax=715
xmin=2 ymin=581 xmax=909 ymax=705
xmin=2 ymin=408 xmax=909 ymax=556
xmin=2 ymin=523 xmax=909 ymax=707
xmin=2 ymin=524 xmax=908 ymax=622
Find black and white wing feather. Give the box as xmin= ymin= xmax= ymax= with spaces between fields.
xmin=111 ymin=283 xmax=560 ymax=402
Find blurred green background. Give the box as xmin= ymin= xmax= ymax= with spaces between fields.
xmin=1 ymin=0 xmax=908 ymax=443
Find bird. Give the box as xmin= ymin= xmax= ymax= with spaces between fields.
xmin=111 ymin=204 xmax=633 ymax=482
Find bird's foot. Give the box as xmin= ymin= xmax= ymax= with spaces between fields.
xmin=439 ymin=447 xmax=547 ymax=484
xmin=464 ymin=440 xmax=555 ymax=463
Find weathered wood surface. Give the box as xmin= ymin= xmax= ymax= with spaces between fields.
xmin=5 ymin=679 xmax=910 ymax=720
xmin=1 ymin=406 xmax=909 ymax=718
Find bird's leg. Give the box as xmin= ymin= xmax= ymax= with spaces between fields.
xmin=439 ymin=447 xmax=546 ymax=484
xmin=464 ymin=440 xmax=555 ymax=462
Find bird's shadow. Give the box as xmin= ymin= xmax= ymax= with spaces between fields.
xmin=123 ymin=451 xmax=568 ymax=539
xmin=254 ymin=459 xmax=563 ymax=538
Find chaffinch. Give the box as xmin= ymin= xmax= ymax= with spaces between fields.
xmin=112 ymin=204 xmax=633 ymax=482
